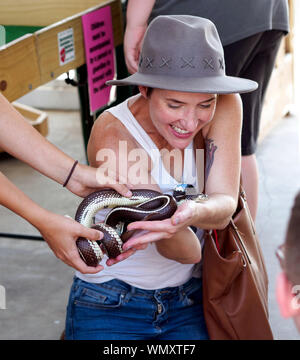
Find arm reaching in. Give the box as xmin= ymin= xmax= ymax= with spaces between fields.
xmin=0 ymin=171 xmax=104 ymax=273
xmin=0 ymin=93 xmax=132 ymax=271
xmin=0 ymin=93 xmax=132 ymax=198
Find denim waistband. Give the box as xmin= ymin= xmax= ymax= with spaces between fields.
xmin=74 ymin=276 xmax=202 ymax=299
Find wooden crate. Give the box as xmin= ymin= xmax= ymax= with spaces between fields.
xmin=0 ymin=0 xmax=120 ymax=27
xmin=0 ymin=0 xmax=123 ymax=102
xmin=0 ymin=34 xmax=41 ymax=102
xmin=13 ymin=102 xmax=48 ymax=137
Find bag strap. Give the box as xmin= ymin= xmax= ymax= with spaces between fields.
xmin=194 ymin=131 xmax=242 ymax=201
xmin=194 ymin=132 xmax=206 ymax=192
xmin=194 ymin=131 xmax=245 ymax=253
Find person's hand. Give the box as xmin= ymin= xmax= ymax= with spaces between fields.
xmin=37 ymin=210 xmax=146 ymax=272
xmin=122 ymin=201 xmax=198 ymax=250
xmin=105 ymin=242 xmax=148 ymax=266
xmin=124 ymin=24 xmax=147 ymax=74
xmin=37 ymin=211 xmax=105 ymax=273
xmin=66 ymin=163 xmax=133 ymax=198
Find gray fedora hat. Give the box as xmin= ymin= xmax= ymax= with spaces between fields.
xmin=107 ymin=15 xmax=258 ymax=94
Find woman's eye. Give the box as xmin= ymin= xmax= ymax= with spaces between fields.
xmin=200 ymin=103 xmax=211 ymax=109
xmin=168 ymin=104 xmax=181 ymax=109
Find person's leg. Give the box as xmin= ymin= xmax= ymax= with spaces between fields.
xmin=65 ymin=277 xmax=209 ymax=340
xmin=65 ymin=278 xmax=156 ymax=340
xmin=224 ymin=30 xmax=285 ymax=221
xmin=156 ymin=278 xmax=209 ymax=340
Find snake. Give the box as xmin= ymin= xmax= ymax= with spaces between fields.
xmin=75 ymin=186 xmax=208 ymax=267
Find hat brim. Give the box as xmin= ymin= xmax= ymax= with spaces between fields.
xmin=106 ymin=73 xmax=258 ymax=94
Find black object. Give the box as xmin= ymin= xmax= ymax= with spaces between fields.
xmin=0 ymin=233 xmax=44 ymax=241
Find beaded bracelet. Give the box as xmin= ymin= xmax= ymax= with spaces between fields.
xmin=63 ymin=160 xmax=79 ymax=187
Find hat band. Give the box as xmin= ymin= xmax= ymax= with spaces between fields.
xmin=138 ymin=54 xmax=225 ymax=77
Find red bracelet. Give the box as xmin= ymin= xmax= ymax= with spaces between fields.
xmin=63 ymin=160 xmax=79 ymax=187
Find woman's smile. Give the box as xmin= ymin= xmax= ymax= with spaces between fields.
xmin=169 ymin=124 xmax=193 ymax=139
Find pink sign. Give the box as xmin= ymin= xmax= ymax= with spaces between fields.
xmin=82 ymin=6 xmax=115 ymax=113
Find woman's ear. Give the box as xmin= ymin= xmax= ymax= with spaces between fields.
xmin=138 ymin=86 xmax=148 ymax=99
xmin=276 ymin=272 xmax=300 ymax=318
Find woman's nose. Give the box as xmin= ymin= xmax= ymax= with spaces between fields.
xmin=181 ymin=110 xmax=199 ymax=132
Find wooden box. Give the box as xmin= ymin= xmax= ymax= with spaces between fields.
xmin=0 ymin=0 xmax=123 ymax=102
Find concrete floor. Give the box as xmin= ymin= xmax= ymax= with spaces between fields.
xmin=0 ymin=108 xmax=299 ymax=340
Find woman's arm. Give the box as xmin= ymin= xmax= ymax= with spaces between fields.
xmin=124 ymin=0 xmax=155 ymax=73
xmin=150 ymin=227 xmax=201 ymax=264
xmin=165 ymin=94 xmax=242 ymax=230
xmin=0 ymin=93 xmax=131 ymax=198
xmin=88 ymin=111 xmax=201 ymax=264
xmin=0 ymin=171 xmax=104 ymax=274
xmin=0 ymin=93 xmax=132 ymax=272
xmin=125 ymin=94 xmax=242 ymax=254
xmin=191 ymin=93 xmax=242 ymax=229
xmin=170 ymin=94 xmax=242 ymax=230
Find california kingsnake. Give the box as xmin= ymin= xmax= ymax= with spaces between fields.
xmin=75 ymin=186 xmax=207 ymax=267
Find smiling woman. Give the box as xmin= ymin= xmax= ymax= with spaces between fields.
xmin=64 ymin=15 xmax=257 ymax=340
xmin=138 ymin=88 xmax=217 ymax=148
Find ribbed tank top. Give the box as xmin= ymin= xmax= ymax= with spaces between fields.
xmin=76 ymin=95 xmax=201 ymax=289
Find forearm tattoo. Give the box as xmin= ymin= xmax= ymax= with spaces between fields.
xmin=205 ymin=138 xmax=217 ymax=183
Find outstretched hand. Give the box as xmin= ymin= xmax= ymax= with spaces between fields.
xmin=122 ymin=201 xmax=198 ymax=250
xmin=105 ymin=242 xmax=148 ymax=266
xmin=38 ymin=212 xmax=105 ymax=273
xmin=38 ymin=211 xmax=146 ymax=272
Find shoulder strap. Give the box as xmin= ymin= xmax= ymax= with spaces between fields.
xmin=194 ymin=132 xmax=206 ymax=193
xmin=194 ymin=131 xmax=242 ymax=201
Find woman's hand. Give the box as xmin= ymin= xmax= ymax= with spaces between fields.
xmin=122 ymin=200 xmax=198 ymax=250
xmin=105 ymin=243 xmax=148 ymax=266
xmin=120 ymin=201 xmax=202 ymax=264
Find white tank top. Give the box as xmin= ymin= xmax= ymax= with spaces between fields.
xmin=76 ymin=95 xmax=202 ymax=289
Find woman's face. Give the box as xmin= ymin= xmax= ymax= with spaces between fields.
xmin=142 ymin=88 xmax=217 ymax=149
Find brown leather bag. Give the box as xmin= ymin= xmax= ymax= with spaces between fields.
xmin=202 ymin=186 xmax=274 ymax=340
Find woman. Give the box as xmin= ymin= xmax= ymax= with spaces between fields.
xmin=65 ymin=15 xmax=257 ymax=340
xmin=124 ymin=0 xmax=289 ymax=221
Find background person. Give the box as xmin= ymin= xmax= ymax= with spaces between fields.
xmin=276 ymin=191 xmax=300 ymax=332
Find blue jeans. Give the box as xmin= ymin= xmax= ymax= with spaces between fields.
xmin=65 ymin=277 xmax=209 ymax=340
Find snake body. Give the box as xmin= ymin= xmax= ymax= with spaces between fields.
xmin=75 ymin=189 xmax=178 ymax=267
